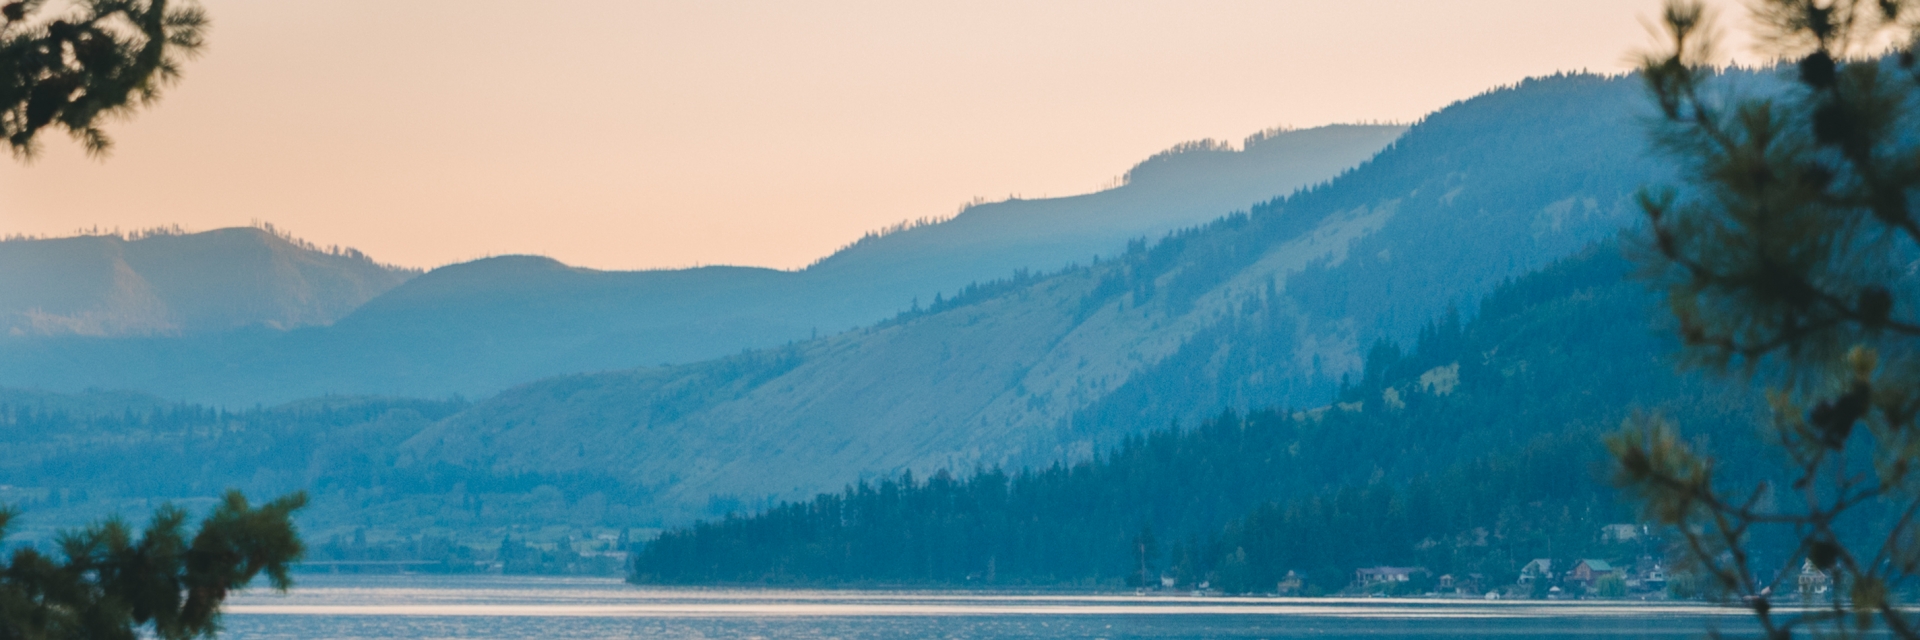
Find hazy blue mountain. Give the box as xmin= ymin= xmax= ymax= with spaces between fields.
xmin=0 ymin=387 xmax=171 ymax=417
xmin=0 ymin=72 xmax=1707 ymax=541
xmin=805 ymin=125 xmax=1408 ymax=293
xmin=623 ymin=246 xmax=1764 ymax=589
xmin=0 ymin=125 xmax=1402 ymax=404
xmin=399 ymin=73 xmax=1667 ymax=520
xmin=0 ymin=227 xmax=415 ymax=337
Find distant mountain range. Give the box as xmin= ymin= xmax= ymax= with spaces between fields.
xmin=401 ymin=73 xmax=1665 ymax=519
xmin=0 ymin=227 xmax=414 ymax=337
xmin=0 ymin=71 xmax=1701 ymax=543
xmin=0 ymin=124 xmax=1403 ymax=404
xmin=622 ymin=244 xmax=1759 ymax=589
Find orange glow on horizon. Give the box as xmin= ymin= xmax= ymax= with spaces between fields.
xmin=0 ymin=0 xmax=1758 ymax=271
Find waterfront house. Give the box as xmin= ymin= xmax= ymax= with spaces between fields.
xmin=1567 ymin=559 xmax=1616 ymax=585
xmin=1354 ymin=566 xmax=1426 ymax=586
xmin=1277 ymin=571 xmax=1304 ymax=596
xmin=1601 ymin=524 xmax=1643 ymax=543
xmin=1798 ymin=560 xmax=1831 ymax=598
xmin=1436 ymin=573 xmax=1484 ymax=596
xmin=1518 ymin=558 xmax=1553 ymax=585
xmin=1626 ymin=557 xmax=1667 ymax=593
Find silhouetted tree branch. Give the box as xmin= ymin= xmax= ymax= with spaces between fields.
xmin=0 ymin=0 xmax=207 ymax=159
xmin=0 ymin=490 xmax=306 ymax=639
xmin=1614 ymin=1 xmax=1920 ymax=637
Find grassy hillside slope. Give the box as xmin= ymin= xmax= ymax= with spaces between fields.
xmin=627 ymin=245 xmax=1769 ymax=590
xmin=0 ymin=126 xmax=1401 ymax=404
xmin=403 ymin=73 xmax=1668 ymax=520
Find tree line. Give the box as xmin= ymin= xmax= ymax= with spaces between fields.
xmin=630 ymin=245 xmax=1765 ymax=592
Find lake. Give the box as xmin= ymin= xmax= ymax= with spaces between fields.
xmin=222 ymin=575 xmax=1783 ymax=639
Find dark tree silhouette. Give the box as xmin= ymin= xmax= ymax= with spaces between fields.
xmin=0 ymin=7 xmax=304 ymax=636
xmin=0 ymin=491 xmax=306 ymax=639
xmin=0 ymin=0 xmax=207 ymax=158
xmin=1611 ymin=0 xmax=1920 ymax=636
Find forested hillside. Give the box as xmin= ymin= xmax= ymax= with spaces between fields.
xmin=0 ymin=72 xmax=1774 ymax=574
xmin=0 ymin=126 xmax=1399 ymax=404
xmin=0 ymin=392 xmax=651 ymax=556
xmin=401 ymin=73 xmax=1667 ymax=521
xmin=628 ymin=246 xmax=1767 ymax=592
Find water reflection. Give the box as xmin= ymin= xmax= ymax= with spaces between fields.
xmin=222 ymin=575 xmax=1781 ymax=639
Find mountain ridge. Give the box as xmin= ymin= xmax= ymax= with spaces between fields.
xmin=0 ymin=124 xmax=1404 ymax=403
xmin=398 ymin=72 xmax=1668 ymax=520
xmin=0 ymin=71 xmax=1749 ymax=555
xmin=0 ymin=227 xmax=416 ymax=337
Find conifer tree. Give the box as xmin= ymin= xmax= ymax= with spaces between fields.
xmin=0 ymin=2 xmax=302 ymax=636
xmin=0 ymin=0 xmax=207 ymax=158
xmin=0 ymin=491 xmax=306 ymax=639
xmin=1611 ymin=0 xmax=1920 ymax=636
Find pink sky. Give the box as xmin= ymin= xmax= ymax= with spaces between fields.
xmin=0 ymin=0 xmax=1753 ymax=271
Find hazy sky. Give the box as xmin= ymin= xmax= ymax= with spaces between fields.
xmin=0 ymin=0 xmax=1755 ymax=271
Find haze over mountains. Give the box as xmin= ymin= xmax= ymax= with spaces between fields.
xmin=0 ymin=124 xmax=1402 ymax=405
xmin=406 ymin=73 xmax=1660 ymax=517
xmin=0 ymin=70 xmax=1703 ymax=549
xmin=0 ymin=226 xmax=414 ymax=337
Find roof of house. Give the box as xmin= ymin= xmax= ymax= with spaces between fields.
xmin=1577 ymin=559 xmax=1614 ymax=572
xmin=1356 ymin=566 xmax=1422 ymax=576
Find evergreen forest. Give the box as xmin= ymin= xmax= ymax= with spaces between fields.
xmin=630 ymin=245 xmax=1777 ymax=593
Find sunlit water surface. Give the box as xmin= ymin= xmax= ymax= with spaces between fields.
xmin=222 ymin=574 xmax=1782 ymax=639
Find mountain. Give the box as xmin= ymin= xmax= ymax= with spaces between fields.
xmin=0 ymin=72 xmax=1714 ymax=551
xmin=626 ymin=246 xmax=1764 ymax=590
xmin=804 ymin=125 xmax=1409 ymax=292
xmin=0 ymin=125 xmax=1404 ymax=404
xmin=0 ymin=226 xmax=415 ymax=337
xmin=400 ymin=73 xmax=1668 ymax=521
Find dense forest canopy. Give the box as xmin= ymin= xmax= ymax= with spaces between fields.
xmin=629 ymin=245 xmax=1773 ymax=593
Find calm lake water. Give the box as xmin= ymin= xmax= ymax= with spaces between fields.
xmin=222 ymin=575 xmax=1782 ymax=639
